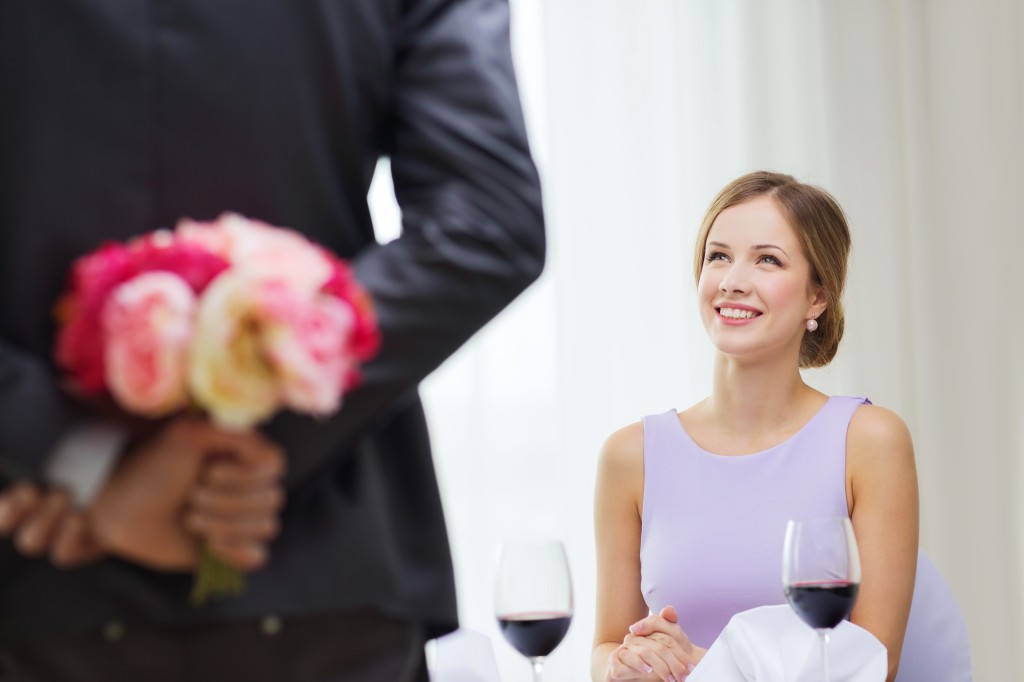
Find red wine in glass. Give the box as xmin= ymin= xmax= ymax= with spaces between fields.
xmin=784 ymin=580 xmax=860 ymax=629
xmin=498 ymin=612 xmax=572 ymax=658
xmin=494 ymin=541 xmax=573 ymax=682
xmin=782 ymin=518 xmax=861 ymax=682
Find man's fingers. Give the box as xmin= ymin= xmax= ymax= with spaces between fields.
xmin=0 ymin=483 xmax=41 ymax=535
xmin=162 ymin=417 xmax=285 ymax=475
xmin=50 ymin=514 xmax=104 ymax=568
xmin=15 ymin=490 xmax=70 ymax=556
xmin=189 ymin=485 xmax=284 ymax=517
xmin=206 ymin=537 xmax=269 ymax=572
xmin=199 ymin=460 xmax=283 ymax=492
xmin=197 ymin=426 xmax=285 ymax=476
xmin=0 ymin=485 xmax=105 ymax=568
xmin=185 ymin=510 xmax=280 ymax=544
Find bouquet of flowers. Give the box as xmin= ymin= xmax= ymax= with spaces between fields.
xmin=53 ymin=213 xmax=380 ymax=603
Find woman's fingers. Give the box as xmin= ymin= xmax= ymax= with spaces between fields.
xmin=617 ymin=645 xmax=672 ymax=681
xmin=629 ymin=608 xmax=697 ymax=662
xmin=630 ymin=612 xmax=677 ymax=637
xmin=608 ymin=645 xmax=647 ymax=680
xmin=621 ymin=633 xmax=693 ymax=681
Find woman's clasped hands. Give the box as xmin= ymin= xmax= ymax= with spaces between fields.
xmin=609 ymin=606 xmax=706 ymax=682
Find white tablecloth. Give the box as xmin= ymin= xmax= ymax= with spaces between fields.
xmin=687 ymin=605 xmax=887 ymax=682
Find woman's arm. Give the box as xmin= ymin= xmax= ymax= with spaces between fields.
xmin=592 ymin=423 xmax=649 ymax=681
xmin=592 ymin=424 xmax=698 ymax=682
xmin=846 ymin=405 xmax=919 ymax=682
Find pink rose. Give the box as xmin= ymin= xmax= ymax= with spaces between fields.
xmin=55 ymin=242 xmax=137 ymax=394
xmin=320 ymin=254 xmax=380 ymax=370
xmin=103 ymin=272 xmax=196 ymax=416
xmin=54 ymin=234 xmax=228 ymax=395
xmin=177 ymin=213 xmax=333 ymax=292
xmin=126 ymin=230 xmax=230 ymax=292
xmin=257 ymin=281 xmax=355 ymax=416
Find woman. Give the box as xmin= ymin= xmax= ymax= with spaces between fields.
xmin=592 ymin=172 xmax=970 ymax=682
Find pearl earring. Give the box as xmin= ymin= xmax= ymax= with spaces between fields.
xmin=806 ymin=318 xmax=818 ymax=332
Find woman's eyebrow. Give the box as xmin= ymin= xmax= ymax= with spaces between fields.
xmin=753 ymin=243 xmax=789 ymax=256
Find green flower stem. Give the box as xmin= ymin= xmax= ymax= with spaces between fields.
xmin=190 ymin=546 xmax=246 ymax=606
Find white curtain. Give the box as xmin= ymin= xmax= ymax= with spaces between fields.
xmin=371 ymin=1 xmax=1023 ymax=679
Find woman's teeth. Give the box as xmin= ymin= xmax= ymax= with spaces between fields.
xmin=719 ymin=307 xmax=757 ymax=319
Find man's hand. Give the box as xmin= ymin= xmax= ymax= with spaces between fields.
xmin=88 ymin=417 xmax=286 ymax=571
xmin=184 ymin=445 xmax=286 ymax=571
xmin=0 ymin=416 xmax=287 ymax=574
xmin=0 ymin=482 xmax=103 ymax=567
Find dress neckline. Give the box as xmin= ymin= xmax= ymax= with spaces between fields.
xmin=672 ymin=396 xmax=835 ymax=459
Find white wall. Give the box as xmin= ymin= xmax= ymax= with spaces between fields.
xmin=372 ymin=1 xmax=1023 ymax=679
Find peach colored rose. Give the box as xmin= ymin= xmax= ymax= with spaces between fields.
xmin=102 ymin=272 xmax=195 ymax=416
xmin=188 ymin=273 xmax=279 ymax=430
xmin=256 ymin=281 xmax=354 ymax=416
xmin=177 ymin=213 xmax=333 ymax=292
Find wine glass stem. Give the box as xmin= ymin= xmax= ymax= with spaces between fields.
xmin=818 ymin=630 xmax=831 ymax=682
xmin=531 ymin=658 xmax=544 ymax=682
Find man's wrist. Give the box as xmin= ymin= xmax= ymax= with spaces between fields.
xmin=45 ymin=423 xmax=128 ymax=507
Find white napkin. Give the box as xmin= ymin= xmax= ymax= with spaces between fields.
xmin=687 ymin=605 xmax=887 ymax=682
xmin=427 ymin=628 xmax=502 ymax=682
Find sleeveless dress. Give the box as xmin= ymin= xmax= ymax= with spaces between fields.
xmin=640 ymin=396 xmax=972 ymax=681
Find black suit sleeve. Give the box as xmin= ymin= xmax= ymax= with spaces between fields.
xmin=0 ymin=340 xmax=85 ymax=481
xmin=267 ymin=0 xmax=545 ymax=487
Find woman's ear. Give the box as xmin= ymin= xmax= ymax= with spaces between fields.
xmin=809 ymin=286 xmax=828 ymax=319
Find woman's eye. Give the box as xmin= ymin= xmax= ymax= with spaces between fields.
xmin=706 ymin=251 xmax=728 ymax=262
xmin=758 ymin=254 xmax=781 ymax=266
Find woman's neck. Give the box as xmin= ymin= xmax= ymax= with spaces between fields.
xmin=704 ymin=354 xmax=820 ymax=438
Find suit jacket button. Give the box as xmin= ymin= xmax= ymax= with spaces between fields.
xmin=102 ymin=621 xmax=125 ymax=642
xmin=261 ymin=616 xmax=282 ymax=636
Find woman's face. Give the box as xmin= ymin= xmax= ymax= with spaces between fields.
xmin=696 ymin=196 xmax=826 ymax=365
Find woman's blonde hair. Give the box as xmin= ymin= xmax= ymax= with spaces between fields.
xmin=692 ymin=171 xmax=852 ymax=368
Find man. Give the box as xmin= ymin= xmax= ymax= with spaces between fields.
xmin=0 ymin=0 xmax=545 ymax=679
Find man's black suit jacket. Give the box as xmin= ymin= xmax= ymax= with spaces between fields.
xmin=0 ymin=0 xmax=544 ymax=643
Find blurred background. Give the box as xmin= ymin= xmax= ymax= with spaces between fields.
xmin=371 ymin=1 xmax=1022 ymax=679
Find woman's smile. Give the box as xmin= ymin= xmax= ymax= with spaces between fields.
xmin=715 ymin=304 xmax=763 ymax=325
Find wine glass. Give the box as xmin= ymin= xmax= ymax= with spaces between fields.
xmin=782 ymin=517 xmax=861 ymax=682
xmin=494 ymin=540 xmax=573 ymax=682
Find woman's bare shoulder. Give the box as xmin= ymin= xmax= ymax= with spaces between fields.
xmin=597 ymin=421 xmax=645 ymax=474
xmin=848 ymin=403 xmax=913 ymax=451
xmin=847 ymin=402 xmax=916 ymax=474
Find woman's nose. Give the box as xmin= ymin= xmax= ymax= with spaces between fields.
xmin=719 ymin=265 xmax=750 ymax=293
